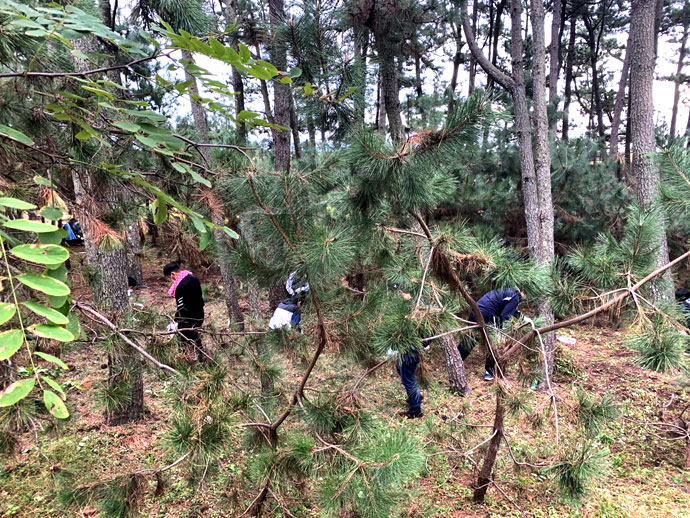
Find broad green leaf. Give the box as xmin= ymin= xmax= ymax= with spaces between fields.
xmin=0 ymin=124 xmax=34 ymax=146
xmin=45 ymin=264 xmax=68 ymax=283
xmin=189 ymin=215 xmax=206 ymax=234
xmin=40 ymin=206 xmax=63 ymax=221
xmin=122 ymin=109 xmax=167 ymax=122
xmin=29 ymin=324 xmax=74 ymax=342
xmin=189 ymin=170 xmax=212 ymax=188
xmin=17 ymin=273 xmax=70 ymax=296
xmin=152 ymin=196 xmax=168 ymax=225
xmin=35 ymin=351 xmax=68 ymax=370
xmin=33 ymin=176 xmax=52 ymax=187
xmin=237 ymin=110 xmax=259 ymax=120
xmin=288 ymin=67 xmax=302 ymax=78
xmin=112 ymin=120 xmax=141 ymax=133
xmin=199 ymin=228 xmax=213 ymax=250
xmin=239 ymin=43 xmax=251 ymax=62
xmin=38 ymin=230 xmax=64 ymax=245
xmin=0 ymin=329 xmax=23 ymax=361
xmin=22 ymin=302 xmax=69 ymax=325
xmin=66 ymin=312 xmax=82 ymax=340
xmin=0 ymin=197 xmax=37 ymax=210
xmin=279 ymin=76 xmax=292 ymax=84
xmin=81 ymin=85 xmax=114 ymax=99
xmin=173 ymin=79 xmax=194 ymax=93
xmin=3 ymin=220 xmax=59 ymax=233
xmin=49 ymin=295 xmax=68 ymax=309
xmin=0 ymin=378 xmax=35 ymax=407
xmin=304 ymin=82 xmax=314 ymax=95
xmin=43 ymin=389 xmax=69 ymax=418
xmin=223 ymin=226 xmax=239 ymax=239
xmin=75 ymin=131 xmax=92 ymax=140
xmin=10 ymin=244 xmax=69 ymax=265
xmin=41 ymin=376 xmax=65 ymax=396
xmin=0 ymin=303 xmax=16 ymax=325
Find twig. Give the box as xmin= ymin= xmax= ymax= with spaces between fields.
xmin=381 ymin=225 xmax=427 ymax=239
xmin=349 ymin=358 xmax=390 ymax=394
xmin=416 ymin=245 xmax=435 ymax=306
xmin=73 ymin=302 xmax=181 ymax=377
xmin=0 ymin=51 xmax=175 ymax=79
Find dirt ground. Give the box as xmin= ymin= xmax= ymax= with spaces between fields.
xmin=2 ymin=257 xmax=690 ymax=518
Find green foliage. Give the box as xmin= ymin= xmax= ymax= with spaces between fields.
xmin=317 ymin=428 xmax=425 ymax=518
xmin=626 ymin=318 xmax=688 ymax=372
xmin=549 ymin=441 xmax=610 ymax=502
xmin=574 ymin=386 xmax=620 ymax=436
xmin=658 ymin=141 xmax=690 ymax=228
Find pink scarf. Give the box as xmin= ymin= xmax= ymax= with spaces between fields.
xmin=168 ymin=270 xmax=192 ymax=297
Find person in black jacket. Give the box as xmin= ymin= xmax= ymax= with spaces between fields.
xmin=458 ymin=288 xmax=524 ymax=381
xmin=164 ymin=261 xmax=206 ymax=362
xmin=676 ymin=288 xmax=690 ymax=327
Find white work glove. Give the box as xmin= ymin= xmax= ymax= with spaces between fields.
xmin=523 ymin=316 xmax=534 ymax=325
xmin=166 ymin=321 xmax=178 ymax=333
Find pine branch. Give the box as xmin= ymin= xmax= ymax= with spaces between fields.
xmin=74 ymin=302 xmax=181 ymax=376
xmin=0 ymin=51 xmax=175 ymax=79
xmin=501 ymin=248 xmax=690 ymax=362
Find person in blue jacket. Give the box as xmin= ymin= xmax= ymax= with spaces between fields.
xmin=458 ymin=288 xmax=524 ymax=381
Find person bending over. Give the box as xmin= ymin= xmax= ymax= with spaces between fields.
xmin=164 ymin=261 xmax=206 ymax=362
xmin=458 ymin=288 xmax=524 ymax=381
xmin=269 ymin=295 xmax=304 ymax=333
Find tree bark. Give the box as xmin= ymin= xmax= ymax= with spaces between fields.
xmin=548 ymin=0 xmax=563 ymax=115
xmin=181 ymin=49 xmax=245 ymax=329
xmin=441 ymin=335 xmax=471 ymax=396
xmin=269 ymin=0 xmax=292 ymax=171
xmin=73 ymin=25 xmax=143 ymax=426
xmin=473 ymin=389 xmax=505 ymax=502
xmin=468 ymin=0 xmax=479 ymax=95
xmin=224 ymin=0 xmax=247 ymax=143
xmin=125 ymin=220 xmax=143 ymax=287
xmin=630 ymin=0 xmax=673 ymax=302
xmin=562 ymin=18 xmax=576 ymax=140
xmin=610 ymin=37 xmax=631 ymax=165
xmin=670 ymin=20 xmax=689 ymax=138
xmin=376 ymin=72 xmax=387 ymax=134
xmin=530 ymin=0 xmax=556 ymax=375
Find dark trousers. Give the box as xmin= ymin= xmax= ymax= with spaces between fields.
xmin=458 ymin=340 xmax=495 ymax=375
xmin=177 ymin=314 xmax=205 ymax=362
xmin=397 ymin=353 xmax=421 ymax=415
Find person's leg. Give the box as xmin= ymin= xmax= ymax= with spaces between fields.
xmin=399 ymin=358 xmax=422 ymax=416
xmin=458 ymin=338 xmax=473 ymax=360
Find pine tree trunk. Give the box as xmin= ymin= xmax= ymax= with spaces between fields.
xmin=670 ymin=21 xmax=688 ymax=138
xmin=473 ymin=389 xmax=505 ymax=502
xmin=125 ymin=221 xmax=143 ymax=287
xmin=376 ymin=73 xmax=387 ymax=134
xmin=610 ymin=38 xmax=631 ymax=165
xmin=468 ymin=0 xmax=478 ymax=95
xmin=73 ymin=28 xmax=144 ymax=427
xmin=181 ymin=49 xmax=245 ymax=329
xmin=353 ymin=26 xmax=368 ymax=123
xmin=530 ymin=0 xmax=556 ymax=375
xmin=630 ymin=0 xmax=674 ymax=302
xmin=548 ymin=0 xmax=563 ymax=112
xmin=562 ymin=18 xmax=576 ymax=141
xmin=441 ymin=335 xmax=471 ymax=396
xmin=224 ymin=0 xmax=247 ymax=143
xmin=269 ymin=0 xmax=292 ymax=172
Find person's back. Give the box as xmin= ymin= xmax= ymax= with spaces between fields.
xmin=174 ymin=273 xmax=204 ymax=320
xmin=474 ymin=288 xmax=522 ymax=327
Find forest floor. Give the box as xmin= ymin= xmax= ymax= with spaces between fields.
xmin=2 ymin=250 xmax=690 ymax=518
